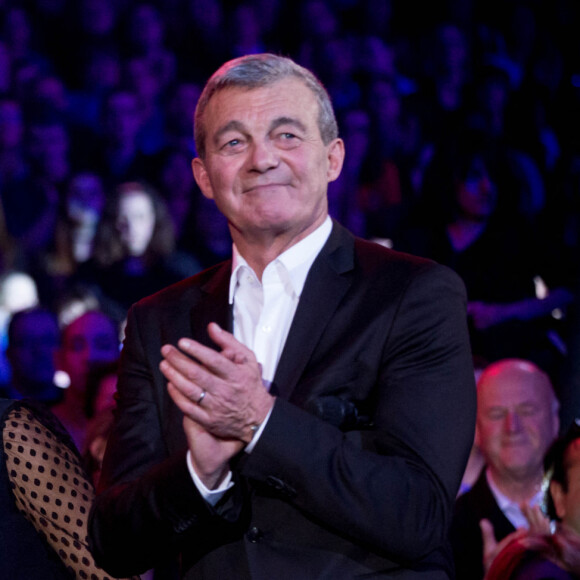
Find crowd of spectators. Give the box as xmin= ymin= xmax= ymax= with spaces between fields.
xmin=1 ymin=0 xmax=580 ymax=392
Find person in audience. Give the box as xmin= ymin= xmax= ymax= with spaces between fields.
xmin=76 ymin=180 xmax=199 ymax=322
xmin=485 ymin=421 xmax=580 ymax=579
xmin=52 ymin=309 xmax=120 ymax=451
xmin=450 ymin=358 xmax=560 ymax=579
xmin=82 ymin=88 xmax=152 ymax=188
xmin=0 ymin=271 xmax=40 ymax=386
xmin=2 ymin=307 xmax=62 ymax=405
xmin=0 ymin=398 xmax=87 ymax=579
xmin=33 ymin=170 xmax=107 ymax=307
xmin=83 ymin=359 xmax=120 ymax=487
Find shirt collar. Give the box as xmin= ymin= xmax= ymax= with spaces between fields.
xmin=229 ymin=216 xmax=333 ymax=303
xmin=486 ymin=469 xmax=544 ymax=510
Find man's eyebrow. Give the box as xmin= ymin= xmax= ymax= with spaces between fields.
xmin=213 ymin=120 xmax=246 ymax=144
xmin=270 ymin=117 xmax=307 ymax=133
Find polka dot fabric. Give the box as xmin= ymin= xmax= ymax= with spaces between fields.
xmin=2 ymin=402 xmax=138 ymax=580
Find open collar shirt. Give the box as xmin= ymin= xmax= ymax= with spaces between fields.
xmin=486 ymin=468 xmax=544 ymax=530
xmin=229 ymin=216 xmax=333 ymax=387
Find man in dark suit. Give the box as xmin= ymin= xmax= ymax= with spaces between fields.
xmin=450 ymin=358 xmax=560 ymax=579
xmin=88 ymin=53 xmax=476 ymax=579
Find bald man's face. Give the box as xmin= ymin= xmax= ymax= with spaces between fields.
xmin=476 ymin=366 xmax=559 ymax=483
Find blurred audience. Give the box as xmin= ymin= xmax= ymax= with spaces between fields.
xmin=397 ymin=131 xmax=574 ymax=377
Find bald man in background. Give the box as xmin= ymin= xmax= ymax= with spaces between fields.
xmin=450 ymin=358 xmax=560 ymax=580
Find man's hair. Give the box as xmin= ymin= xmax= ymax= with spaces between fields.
xmin=194 ymin=53 xmax=338 ymax=159
xmin=544 ymin=420 xmax=580 ymax=520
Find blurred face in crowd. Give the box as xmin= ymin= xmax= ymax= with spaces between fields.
xmin=66 ymin=172 xmax=106 ymax=224
xmin=456 ymin=157 xmax=497 ymax=220
xmin=551 ymin=439 xmax=580 ymax=535
xmin=57 ymin=311 xmax=119 ymax=392
xmin=104 ymin=91 xmax=142 ymax=145
xmin=192 ymin=77 xmax=344 ymax=246
xmin=7 ymin=310 xmax=60 ymax=388
xmin=116 ymin=189 xmax=156 ymax=256
xmin=476 ymin=359 xmax=559 ymax=484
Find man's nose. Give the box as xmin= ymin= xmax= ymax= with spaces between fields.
xmin=248 ymin=140 xmax=279 ymax=173
xmin=505 ymin=410 xmax=521 ymax=433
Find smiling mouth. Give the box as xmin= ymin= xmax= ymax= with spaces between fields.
xmin=243 ymin=183 xmax=288 ymax=194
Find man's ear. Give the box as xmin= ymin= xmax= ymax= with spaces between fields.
xmin=326 ymin=138 xmax=345 ymax=183
xmin=192 ymin=158 xmax=214 ymax=200
xmin=550 ymin=480 xmax=566 ymax=520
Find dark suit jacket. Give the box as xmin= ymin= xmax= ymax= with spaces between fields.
xmin=449 ymin=469 xmax=517 ymax=580
xmin=89 ymin=221 xmax=476 ymax=579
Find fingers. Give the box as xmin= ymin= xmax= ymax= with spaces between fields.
xmin=521 ymin=503 xmax=551 ymax=534
xmin=479 ymin=518 xmax=497 ymax=554
xmin=480 ymin=518 xmax=528 ymax=573
xmin=167 ymin=381 xmax=208 ymax=421
xmin=159 ymin=346 xmax=210 ymax=402
xmin=205 ymin=322 xmax=256 ymax=365
xmin=160 ymin=324 xmax=272 ymax=442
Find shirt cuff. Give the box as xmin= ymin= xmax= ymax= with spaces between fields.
xmin=186 ymin=451 xmax=234 ymax=506
xmin=245 ymin=405 xmax=274 ymax=453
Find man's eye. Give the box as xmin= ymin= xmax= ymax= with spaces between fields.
xmin=281 ymin=132 xmax=296 ymax=139
xmin=487 ymin=409 xmax=506 ymax=420
xmin=225 ymin=139 xmax=241 ymax=147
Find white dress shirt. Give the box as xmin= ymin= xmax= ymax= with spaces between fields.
xmin=486 ymin=469 xmax=544 ymax=530
xmin=188 ymin=217 xmax=333 ymax=503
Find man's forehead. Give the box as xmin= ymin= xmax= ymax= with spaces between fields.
xmin=478 ymin=379 xmax=550 ymax=407
xmin=207 ymin=79 xmax=317 ymax=119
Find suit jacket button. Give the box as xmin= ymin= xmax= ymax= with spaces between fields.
xmin=247 ymin=526 xmax=262 ymax=543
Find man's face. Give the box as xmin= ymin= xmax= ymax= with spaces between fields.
xmin=58 ymin=311 xmax=119 ymax=392
xmin=192 ymin=78 xmax=344 ymax=246
xmin=551 ymin=440 xmax=580 ymax=535
xmin=476 ymin=367 xmax=559 ymax=482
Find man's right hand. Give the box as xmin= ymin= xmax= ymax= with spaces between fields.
xmin=181 ymin=416 xmax=244 ymax=489
xmin=480 ymin=505 xmax=551 ymax=573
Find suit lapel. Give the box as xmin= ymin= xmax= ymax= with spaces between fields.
xmin=189 ymin=261 xmax=233 ymax=347
xmin=273 ymin=222 xmax=355 ymax=400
